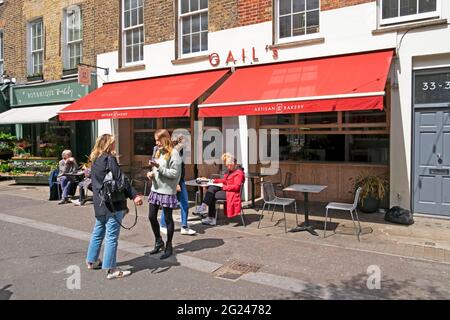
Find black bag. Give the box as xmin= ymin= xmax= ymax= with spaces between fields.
xmin=99 ymin=157 xmax=137 ymax=230
xmin=384 ymin=206 xmax=414 ymax=225
xmin=99 ymin=157 xmax=127 ymax=205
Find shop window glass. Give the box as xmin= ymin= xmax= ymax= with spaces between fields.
xmin=134 ymin=118 xmax=156 ymax=129
xmin=299 ymin=112 xmax=337 ymax=125
xmin=163 ymin=117 xmax=191 ymax=129
xmin=203 ymin=117 xmax=222 ymax=127
xmin=343 ymin=110 xmax=387 ymax=124
xmin=260 ymin=114 xmax=295 ymax=125
xmin=348 ymin=134 xmax=389 ymax=164
xmin=134 ymin=132 xmax=155 ymax=156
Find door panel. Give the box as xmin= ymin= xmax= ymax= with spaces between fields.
xmin=418 ymin=175 xmax=437 ymax=204
xmin=414 ymin=110 xmax=450 ymax=216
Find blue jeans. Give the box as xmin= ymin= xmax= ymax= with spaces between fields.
xmin=86 ymin=211 xmax=124 ymax=270
xmin=59 ymin=176 xmax=72 ymax=198
xmin=161 ymin=180 xmax=188 ymax=229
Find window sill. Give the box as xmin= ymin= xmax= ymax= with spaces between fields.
xmin=372 ymin=18 xmax=447 ymax=35
xmin=270 ymin=37 xmax=325 ymax=49
xmin=171 ymin=54 xmax=210 ymax=65
xmin=26 ymin=75 xmax=44 ymax=83
xmin=116 ymin=64 xmax=146 ymax=73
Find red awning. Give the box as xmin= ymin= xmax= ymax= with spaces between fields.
xmin=58 ymin=69 xmax=229 ymax=121
xmin=199 ymin=50 xmax=393 ymax=117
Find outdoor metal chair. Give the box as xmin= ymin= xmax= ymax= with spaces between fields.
xmin=275 ymin=171 xmax=293 ymax=196
xmin=324 ymin=187 xmax=363 ymax=241
xmin=215 ymin=183 xmax=246 ymax=227
xmin=258 ymin=182 xmax=298 ymax=233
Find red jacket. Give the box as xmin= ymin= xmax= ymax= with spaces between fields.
xmin=213 ymin=168 xmax=245 ymax=218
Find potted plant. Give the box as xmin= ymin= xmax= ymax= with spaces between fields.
xmin=0 ymin=132 xmax=16 ymax=160
xmin=351 ymin=173 xmax=389 ymax=213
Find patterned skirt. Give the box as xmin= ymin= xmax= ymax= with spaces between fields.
xmin=148 ymin=191 xmax=178 ymax=209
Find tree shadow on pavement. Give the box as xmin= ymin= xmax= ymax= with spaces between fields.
xmin=278 ymin=273 xmax=450 ymax=300
xmin=0 ymin=285 xmax=13 ymax=300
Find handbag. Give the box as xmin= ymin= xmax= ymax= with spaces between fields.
xmin=99 ymin=156 xmax=138 ymax=230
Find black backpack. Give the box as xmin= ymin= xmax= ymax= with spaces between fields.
xmin=384 ymin=206 xmax=414 ymax=225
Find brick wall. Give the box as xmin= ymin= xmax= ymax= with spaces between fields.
xmin=321 ymin=0 xmax=374 ymax=11
xmin=238 ymin=0 xmax=272 ymax=27
xmin=0 ymin=0 xmax=27 ymax=83
xmin=0 ymin=0 xmax=118 ymax=84
xmin=145 ymin=0 xmax=174 ymax=45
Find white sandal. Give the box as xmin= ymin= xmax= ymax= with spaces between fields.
xmin=106 ymin=268 xmax=131 ymax=280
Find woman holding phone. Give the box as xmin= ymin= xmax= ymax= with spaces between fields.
xmin=146 ymin=129 xmax=182 ymax=259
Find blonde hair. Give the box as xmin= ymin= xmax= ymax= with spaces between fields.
xmin=155 ymin=129 xmax=173 ymax=161
xmin=222 ymin=153 xmax=236 ymax=165
xmin=89 ymin=134 xmax=116 ymax=163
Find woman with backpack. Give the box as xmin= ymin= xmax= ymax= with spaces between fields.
xmin=86 ymin=134 xmax=143 ymax=279
xmin=147 ymin=129 xmax=182 ymax=259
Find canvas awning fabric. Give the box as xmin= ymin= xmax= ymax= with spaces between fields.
xmin=58 ymin=69 xmax=229 ymax=121
xmin=198 ymin=50 xmax=394 ymax=117
xmin=0 ymin=104 xmax=69 ymax=124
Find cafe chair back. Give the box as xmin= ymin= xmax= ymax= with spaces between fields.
xmin=323 ymin=187 xmax=363 ymax=241
xmin=258 ymin=182 xmax=298 ymax=233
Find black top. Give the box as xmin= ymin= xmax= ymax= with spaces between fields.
xmin=91 ymin=154 xmax=138 ymax=217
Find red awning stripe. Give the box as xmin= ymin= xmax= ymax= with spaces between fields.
xmin=199 ymin=91 xmax=385 ymax=108
xmin=59 ymin=107 xmax=189 ymax=121
xmin=199 ymin=96 xmax=384 ymax=118
xmin=58 ymin=104 xmax=191 ymax=114
xmin=58 ymin=69 xmax=229 ymax=121
xmin=198 ymin=50 xmax=393 ymax=117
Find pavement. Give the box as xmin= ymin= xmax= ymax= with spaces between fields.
xmin=1 ymin=179 xmax=450 ymax=300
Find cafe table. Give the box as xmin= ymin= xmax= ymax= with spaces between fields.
xmin=185 ymin=179 xmax=211 ymax=215
xmin=282 ymin=184 xmax=328 ymax=236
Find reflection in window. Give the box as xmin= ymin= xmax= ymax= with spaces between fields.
xmin=260 ymin=114 xmax=295 ymax=125
xmin=381 ymin=0 xmax=437 ymax=20
xmin=278 ymin=0 xmax=320 ymax=40
xmin=134 ymin=132 xmax=155 ymax=156
xmin=180 ymin=0 xmax=208 ymax=55
xmin=133 ymin=118 xmax=157 ymax=129
xmin=163 ymin=117 xmax=191 ymax=129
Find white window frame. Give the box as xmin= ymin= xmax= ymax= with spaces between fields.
xmin=275 ymin=0 xmax=321 ymax=45
xmin=28 ymin=19 xmax=44 ymax=76
xmin=178 ymin=0 xmax=209 ymax=58
xmin=64 ymin=5 xmax=83 ymax=70
xmin=0 ymin=30 xmax=4 ymax=78
xmin=379 ymin=0 xmax=441 ymax=26
xmin=121 ymin=0 xmax=144 ymax=67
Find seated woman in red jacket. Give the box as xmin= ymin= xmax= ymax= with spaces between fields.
xmin=198 ymin=153 xmax=245 ymax=226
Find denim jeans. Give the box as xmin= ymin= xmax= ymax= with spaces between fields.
xmin=86 ymin=211 xmax=124 ymax=270
xmin=161 ymin=180 xmax=188 ymax=229
xmin=59 ymin=176 xmax=72 ymax=199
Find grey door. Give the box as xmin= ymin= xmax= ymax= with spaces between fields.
xmin=413 ymin=110 xmax=450 ymax=216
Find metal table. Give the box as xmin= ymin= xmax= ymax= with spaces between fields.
xmin=245 ymin=173 xmax=272 ymax=208
xmin=283 ymin=184 xmax=328 ymax=236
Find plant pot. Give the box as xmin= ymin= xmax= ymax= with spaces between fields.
xmin=358 ymin=195 xmax=380 ymax=213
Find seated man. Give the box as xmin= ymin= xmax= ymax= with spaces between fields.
xmin=57 ymin=149 xmax=78 ymax=204
xmin=71 ymin=164 xmax=92 ymax=206
xmin=196 ymin=153 xmax=245 ymax=226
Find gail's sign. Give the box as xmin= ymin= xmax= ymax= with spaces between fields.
xmin=209 ymin=46 xmax=278 ymax=67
